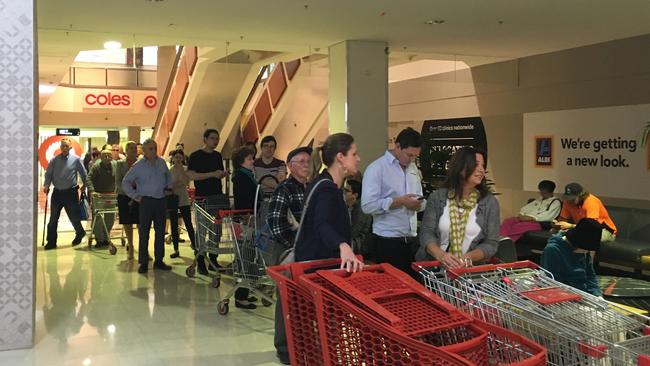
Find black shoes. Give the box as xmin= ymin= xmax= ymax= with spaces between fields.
xmin=153 ymin=261 xmax=172 ymax=271
xmin=235 ymin=301 xmax=257 ymax=310
xmin=197 ymin=264 xmax=209 ymax=276
xmin=276 ymin=352 xmax=291 ymax=365
xmin=170 ymin=251 xmax=180 ymax=259
xmin=138 ymin=264 xmax=148 ymax=274
xmin=95 ymin=241 xmax=110 ymax=248
xmin=71 ymin=232 xmax=86 ymax=246
xmin=247 ymin=296 xmax=258 ymax=302
xmin=44 ymin=242 xmax=57 ymax=250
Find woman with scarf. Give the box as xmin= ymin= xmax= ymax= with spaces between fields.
xmin=231 ymin=146 xmax=259 ymax=309
xmin=415 ymin=146 xmax=500 ymax=268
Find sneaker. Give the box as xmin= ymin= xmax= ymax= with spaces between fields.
xmin=247 ymin=296 xmax=258 ymax=302
xmin=44 ymin=242 xmax=57 ymax=250
xmin=71 ymin=232 xmax=86 ymax=246
xmin=276 ymin=352 xmax=291 ymax=365
xmin=170 ymin=251 xmax=180 ymax=259
xmin=235 ymin=301 xmax=257 ymax=310
xmin=153 ymin=261 xmax=172 ymax=271
xmin=138 ymin=264 xmax=148 ymax=274
xmin=179 ymin=238 xmax=186 ymax=243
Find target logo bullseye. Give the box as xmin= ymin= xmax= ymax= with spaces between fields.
xmin=144 ymin=95 xmax=158 ymax=108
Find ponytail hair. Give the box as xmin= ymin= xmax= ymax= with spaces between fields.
xmin=310 ymin=133 xmax=355 ymax=180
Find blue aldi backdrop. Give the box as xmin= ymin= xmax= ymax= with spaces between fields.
xmin=419 ymin=117 xmax=488 ymax=191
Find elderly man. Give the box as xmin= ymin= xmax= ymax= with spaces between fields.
xmin=122 ymin=139 xmax=173 ymax=274
xmin=87 ymin=148 xmax=116 ymax=248
xmin=43 ymin=137 xmax=88 ymax=250
xmin=267 ymin=146 xmax=311 ymax=365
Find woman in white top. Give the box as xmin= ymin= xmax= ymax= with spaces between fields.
xmin=415 ymin=147 xmax=501 ymax=269
xmin=499 ymin=180 xmax=562 ymax=242
xmin=168 ymin=149 xmax=195 ymax=258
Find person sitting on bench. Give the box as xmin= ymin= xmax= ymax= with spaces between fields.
xmin=499 ymin=180 xmax=561 ymax=242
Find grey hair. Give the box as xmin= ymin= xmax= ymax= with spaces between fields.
xmin=142 ymin=138 xmax=157 ymax=147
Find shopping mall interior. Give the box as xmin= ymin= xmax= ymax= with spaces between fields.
xmin=2 ymin=0 xmax=650 ymax=365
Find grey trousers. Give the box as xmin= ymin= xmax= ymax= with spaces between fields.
xmin=138 ymin=197 xmax=166 ymax=265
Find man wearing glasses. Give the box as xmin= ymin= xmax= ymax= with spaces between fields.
xmin=267 ymin=146 xmax=311 ymax=365
xmin=187 ymin=129 xmax=229 ymax=275
xmin=253 ymin=135 xmax=287 ymax=195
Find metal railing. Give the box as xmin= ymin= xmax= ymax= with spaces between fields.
xmin=63 ymin=66 xmax=157 ymax=89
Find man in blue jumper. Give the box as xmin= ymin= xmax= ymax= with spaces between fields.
xmin=541 ymin=218 xmax=603 ymax=296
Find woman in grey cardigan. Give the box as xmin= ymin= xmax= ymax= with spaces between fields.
xmin=415 ymin=147 xmax=500 ymax=268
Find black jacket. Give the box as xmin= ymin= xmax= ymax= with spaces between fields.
xmin=232 ymin=168 xmax=257 ymax=210
xmin=295 ymin=170 xmax=351 ymax=262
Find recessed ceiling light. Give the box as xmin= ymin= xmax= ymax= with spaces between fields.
xmin=103 ymin=41 xmax=121 ymax=50
xmin=425 ymin=19 xmax=445 ymax=25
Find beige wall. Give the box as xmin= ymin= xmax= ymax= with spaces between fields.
xmin=389 ymin=33 xmax=650 ymax=218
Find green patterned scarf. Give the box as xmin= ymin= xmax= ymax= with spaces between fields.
xmin=448 ymin=190 xmax=479 ymax=258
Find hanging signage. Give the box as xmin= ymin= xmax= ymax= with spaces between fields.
xmin=419 ymin=117 xmax=488 ymax=185
xmin=56 ymin=128 xmax=80 ymax=136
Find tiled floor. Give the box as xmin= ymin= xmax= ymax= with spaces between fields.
xmin=1 ymin=228 xmax=282 ymax=366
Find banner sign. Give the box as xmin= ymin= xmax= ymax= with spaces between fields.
xmin=524 ymin=104 xmax=650 ymax=201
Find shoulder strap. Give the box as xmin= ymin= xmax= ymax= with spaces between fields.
xmin=546 ymin=198 xmax=562 ymax=211
xmin=292 ymin=178 xmax=331 ymax=247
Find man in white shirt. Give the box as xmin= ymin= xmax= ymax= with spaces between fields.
xmin=500 ymin=180 xmax=562 ymax=242
xmin=361 ymin=127 xmax=425 ymax=276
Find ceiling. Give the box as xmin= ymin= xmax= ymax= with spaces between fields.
xmin=37 ymin=0 xmax=650 ymax=86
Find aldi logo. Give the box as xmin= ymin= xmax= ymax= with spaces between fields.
xmin=535 ymin=136 xmax=553 ymax=167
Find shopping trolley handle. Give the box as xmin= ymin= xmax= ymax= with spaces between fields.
xmin=447 ymin=260 xmax=539 ymax=280
xmin=217 ymin=209 xmax=253 ymax=218
xmin=411 ymin=261 xmax=442 ymax=271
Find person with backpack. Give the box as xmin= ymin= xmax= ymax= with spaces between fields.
xmin=499 ymin=180 xmax=562 ymax=242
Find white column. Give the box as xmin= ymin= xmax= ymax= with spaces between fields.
xmin=0 ymin=0 xmax=36 ymax=350
xmin=328 ymin=40 xmax=388 ymax=170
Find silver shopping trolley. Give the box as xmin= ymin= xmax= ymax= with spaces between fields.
xmin=87 ymin=192 xmax=125 ymax=255
xmin=216 ymin=207 xmax=275 ymax=315
xmin=186 ymin=195 xmax=232 ymax=287
xmin=412 ymin=260 xmax=650 ymax=365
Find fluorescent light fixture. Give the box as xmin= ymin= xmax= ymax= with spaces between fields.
xmin=103 ymin=41 xmax=122 ymax=50
xmin=39 ymin=84 xmax=57 ymax=94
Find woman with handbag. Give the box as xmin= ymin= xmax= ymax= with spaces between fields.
xmin=295 ymin=133 xmax=365 ymax=272
xmin=167 ymin=149 xmax=195 ymax=259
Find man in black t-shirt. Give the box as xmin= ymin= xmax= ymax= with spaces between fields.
xmin=187 ymin=128 xmax=229 ymax=275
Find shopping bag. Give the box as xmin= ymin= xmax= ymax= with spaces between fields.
xmin=79 ymin=192 xmax=89 ymax=221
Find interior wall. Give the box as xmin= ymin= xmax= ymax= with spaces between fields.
xmin=389 ymin=33 xmax=650 ymax=218
xmin=0 ymin=0 xmax=36 ymax=351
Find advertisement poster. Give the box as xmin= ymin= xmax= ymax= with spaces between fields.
xmin=523 ymin=104 xmax=650 ymax=201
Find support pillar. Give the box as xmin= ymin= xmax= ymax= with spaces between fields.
xmin=328 ymin=40 xmax=388 ymax=170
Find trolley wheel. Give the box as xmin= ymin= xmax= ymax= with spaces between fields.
xmin=217 ymin=300 xmax=229 ymax=315
xmin=109 ymin=244 xmax=117 ymax=255
xmin=186 ymin=266 xmax=196 ymax=278
xmin=211 ymin=276 xmax=221 ymax=288
xmin=262 ymin=298 xmax=273 ymax=307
